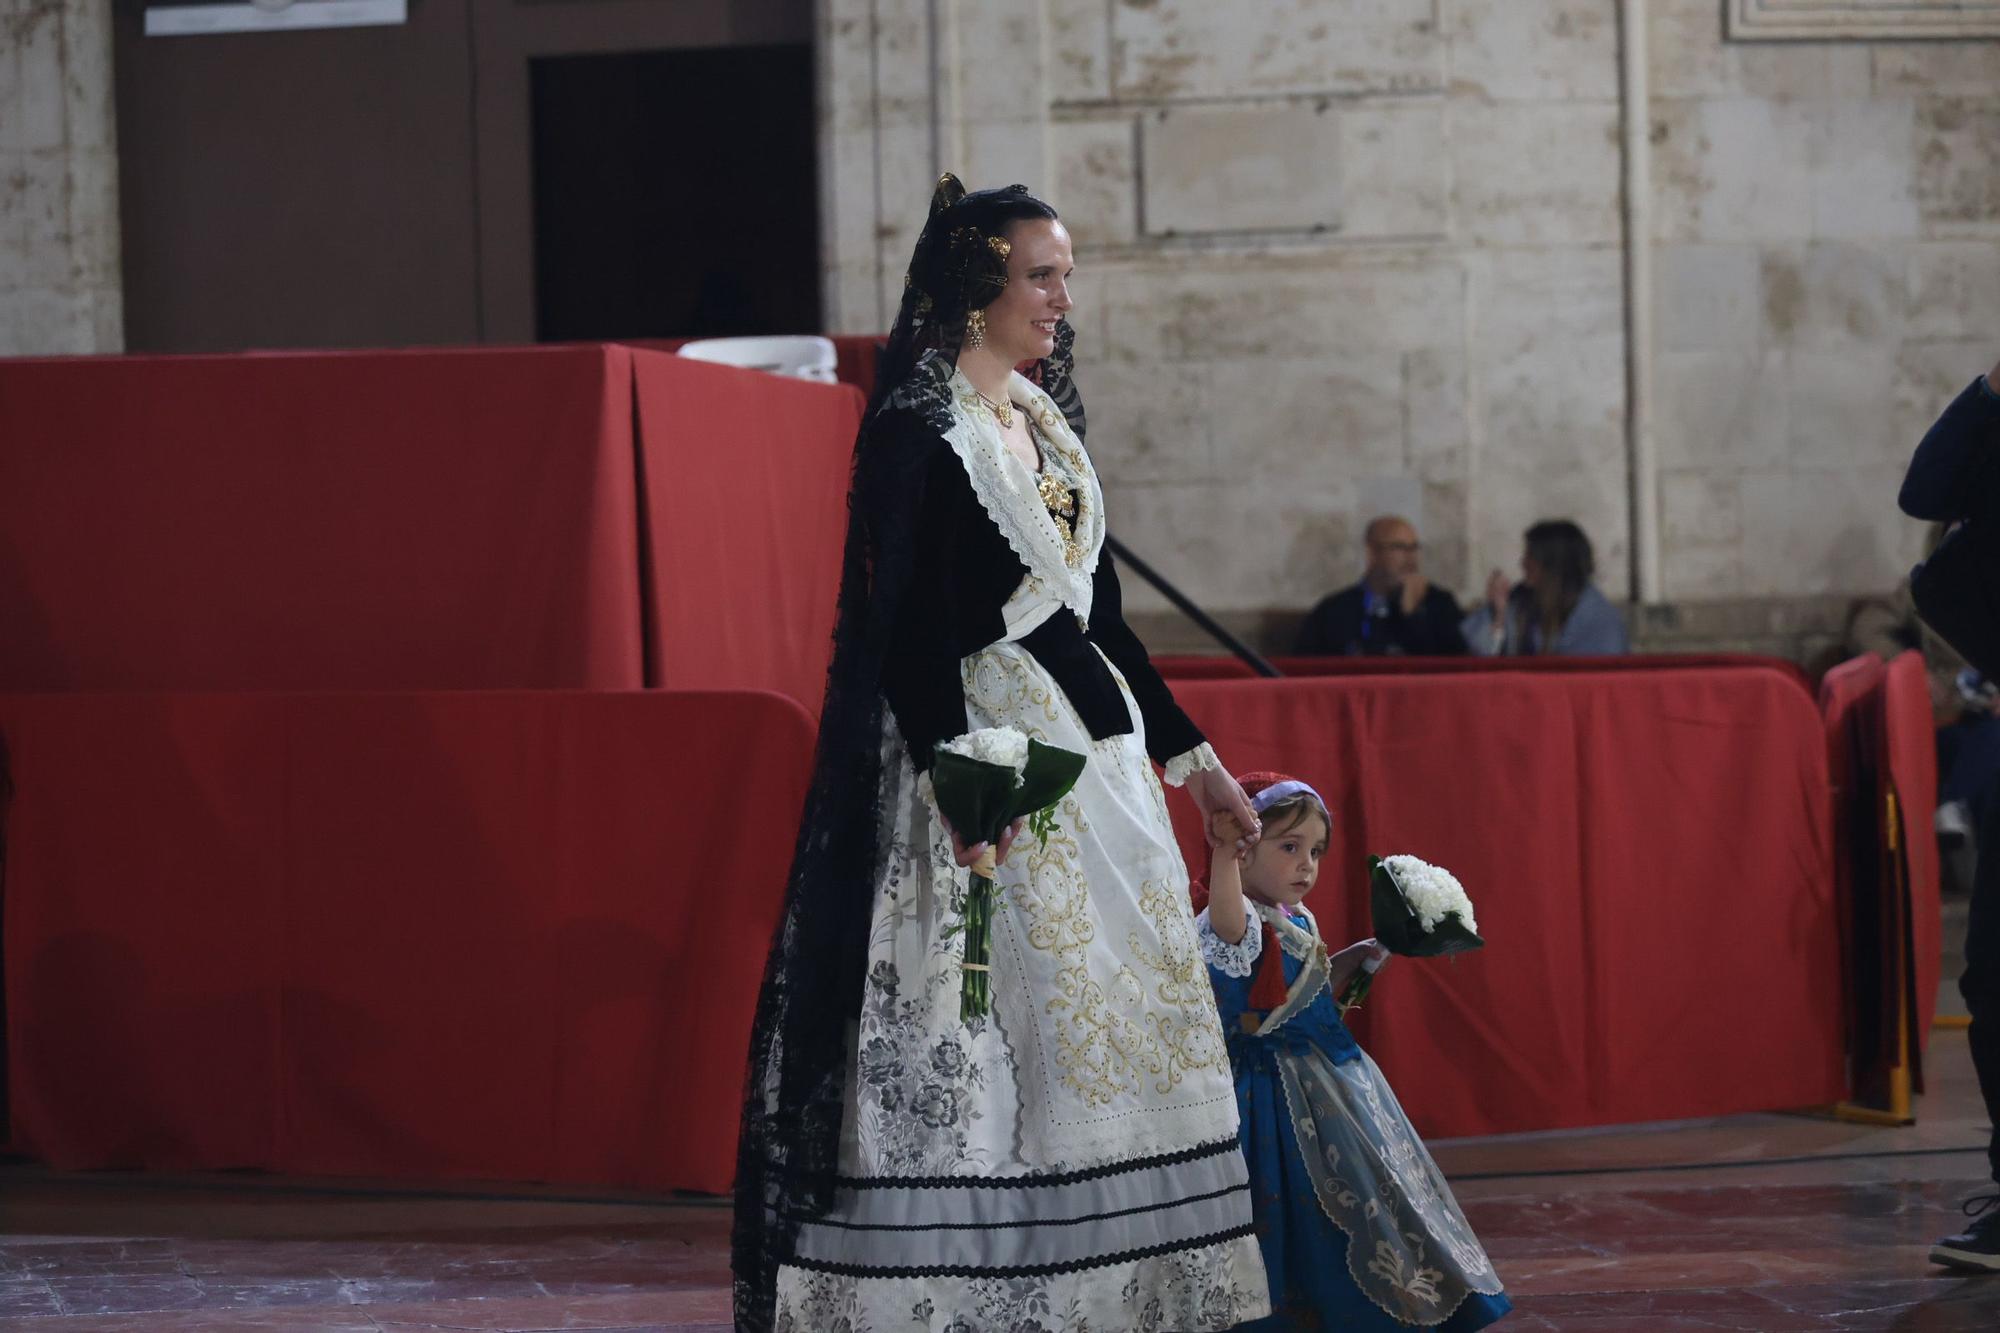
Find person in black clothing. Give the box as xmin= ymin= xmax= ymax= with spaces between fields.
xmin=1293 ymin=515 xmax=1468 ymax=656
xmin=1900 ymin=357 xmax=2000 ymax=1273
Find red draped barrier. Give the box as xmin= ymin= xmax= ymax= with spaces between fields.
xmin=1157 ymin=652 xmax=1812 ymax=692
xmin=0 ymin=669 xmax=1845 ymax=1185
xmin=1883 ymin=652 xmax=1943 ymax=1067
xmin=630 ymin=351 xmax=861 ymax=709
xmin=1820 ymin=654 xmax=1886 ymax=1075
xmin=1817 ymin=653 xmax=1943 ymax=1111
xmin=1166 ymin=668 xmax=1845 ymax=1138
xmin=0 ymin=347 xmax=646 ymax=690
xmin=0 ymin=690 xmax=813 ymax=1193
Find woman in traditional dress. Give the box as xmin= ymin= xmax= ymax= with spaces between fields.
xmin=732 ymin=175 xmax=1272 ymax=1331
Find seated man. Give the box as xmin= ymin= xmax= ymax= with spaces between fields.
xmin=1293 ymin=516 xmax=1468 ymax=656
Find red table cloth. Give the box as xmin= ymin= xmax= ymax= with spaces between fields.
xmin=0 ymin=347 xmax=645 ymax=690
xmin=629 ymin=351 xmax=861 ymax=710
xmin=0 ymin=347 xmax=862 ymax=707
xmin=1 ymin=689 xmax=814 ymax=1194
xmin=1166 ymin=667 xmax=1845 ymax=1138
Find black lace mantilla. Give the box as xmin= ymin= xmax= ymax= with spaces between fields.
xmin=731 ymin=177 xmax=1088 ymax=1331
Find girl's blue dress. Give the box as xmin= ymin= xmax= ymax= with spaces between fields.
xmin=1199 ymin=902 xmax=1511 ymax=1331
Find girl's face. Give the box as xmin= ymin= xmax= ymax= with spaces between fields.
xmin=979 ymin=217 xmax=1074 ymax=365
xmin=1520 ymin=549 xmax=1543 ymax=590
xmin=1241 ymin=808 xmax=1329 ymax=908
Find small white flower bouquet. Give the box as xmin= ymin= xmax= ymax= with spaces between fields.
xmin=1339 ymin=854 xmax=1485 ymax=1011
xmin=931 ymin=727 xmax=1086 ymax=1020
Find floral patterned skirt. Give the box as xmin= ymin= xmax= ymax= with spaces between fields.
xmin=774 ymin=641 xmax=1268 ymax=1331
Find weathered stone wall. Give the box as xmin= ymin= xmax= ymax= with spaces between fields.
xmin=821 ymin=1 xmax=2000 ymax=654
xmin=10 ymin=0 xmax=1994 ymax=660
xmin=1650 ymin=0 xmax=1999 ymax=606
xmin=0 ymin=0 xmax=120 ymax=355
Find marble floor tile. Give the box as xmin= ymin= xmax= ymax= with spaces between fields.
xmin=0 ymin=1031 xmax=1996 ymax=1329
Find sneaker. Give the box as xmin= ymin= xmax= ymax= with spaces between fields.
xmin=1931 ymin=1193 xmax=2000 ymax=1272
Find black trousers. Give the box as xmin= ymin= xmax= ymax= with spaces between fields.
xmin=1967 ymin=782 xmax=2000 ymax=1186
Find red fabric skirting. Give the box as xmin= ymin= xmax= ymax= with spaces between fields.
xmin=1883 ymin=651 xmax=1943 ymax=1065
xmin=1166 ymin=667 xmax=1845 ymax=1138
xmin=1157 ymin=653 xmax=1812 ymax=693
xmin=1 ymin=668 xmax=1843 ymax=1186
xmin=0 ymin=690 xmax=813 ymax=1194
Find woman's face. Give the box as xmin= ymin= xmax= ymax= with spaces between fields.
xmin=980 ymin=217 xmax=1074 ymax=365
xmin=1520 ymin=550 xmax=1543 ymax=591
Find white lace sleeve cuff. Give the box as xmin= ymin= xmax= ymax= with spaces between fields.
xmin=1163 ymin=742 xmax=1221 ymax=788
xmin=1195 ymin=905 xmax=1262 ymax=978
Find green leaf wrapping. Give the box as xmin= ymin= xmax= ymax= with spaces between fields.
xmin=1368 ymin=855 xmax=1485 ymax=959
xmin=930 ymin=738 xmax=1088 ymax=848
xmin=1014 ymin=739 xmax=1087 ymax=831
xmin=932 ymin=736 xmax=1089 ymax=1022
xmin=929 ymin=751 xmax=1023 ymax=848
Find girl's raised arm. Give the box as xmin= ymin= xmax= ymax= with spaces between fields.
xmin=1205 ymin=811 xmax=1252 ymax=945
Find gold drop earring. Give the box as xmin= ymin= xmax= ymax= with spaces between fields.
xmin=966 ymin=308 xmax=986 ymax=350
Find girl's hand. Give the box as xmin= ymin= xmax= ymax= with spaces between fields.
xmin=1208 ymin=810 xmax=1254 ymax=861
xmin=945 ymin=815 xmax=1027 ymax=869
xmin=1188 ymin=766 xmax=1260 ymax=853
xmin=1334 ymin=938 xmax=1390 ymax=972
xmin=1485 ymin=569 xmax=1510 ymax=615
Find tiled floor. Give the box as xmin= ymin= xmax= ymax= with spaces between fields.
xmin=2 ymin=1032 xmax=1997 ymax=1330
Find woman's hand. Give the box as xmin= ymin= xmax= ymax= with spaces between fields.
xmin=1485 ymin=569 xmax=1510 ymax=615
xmin=946 ymin=815 xmax=1027 ymax=869
xmin=1188 ymin=766 xmax=1260 ymax=853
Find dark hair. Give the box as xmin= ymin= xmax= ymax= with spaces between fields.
xmin=867 ymin=176 xmax=1061 ymax=419
xmin=1522 ymin=519 xmax=1595 ymax=652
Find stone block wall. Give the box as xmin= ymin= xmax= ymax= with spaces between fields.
xmin=8 ymin=0 xmax=1996 ymax=663
xmin=821 ymin=0 xmax=2000 ymax=658
xmin=0 ymin=0 xmax=120 ymax=355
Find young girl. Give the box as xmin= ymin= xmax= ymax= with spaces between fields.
xmin=1198 ymin=772 xmax=1511 ymax=1331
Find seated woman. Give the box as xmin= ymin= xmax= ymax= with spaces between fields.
xmin=1463 ymin=519 xmax=1628 ymax=656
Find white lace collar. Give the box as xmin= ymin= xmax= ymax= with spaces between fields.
xmin=1248 ymin=901 xmax=1330 ymax=1033
xmin=940 ymin=367 xmax=1103 ymax=620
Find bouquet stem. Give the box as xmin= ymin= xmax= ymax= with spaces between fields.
xmin=1337 ymin=955 xmax=1384 ymax=1014
xmin=961 ymin=871 xmax=995 ymax=1019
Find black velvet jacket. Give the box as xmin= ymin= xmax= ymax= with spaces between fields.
xmin=867 ymin=406 xmax=1206 ymax=772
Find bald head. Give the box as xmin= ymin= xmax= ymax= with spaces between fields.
xmin=1363 ymin=515 xmax=1422 ymax=592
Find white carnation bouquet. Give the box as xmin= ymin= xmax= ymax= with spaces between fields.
xmin=1339 ymin=853 xmax=1485 ymax=1011
xmin=931 ymin=727 xmax=1086 ymax=1019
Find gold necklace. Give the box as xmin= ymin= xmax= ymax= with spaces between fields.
xmin=974 ymin=389 xmax=1014 ymax=429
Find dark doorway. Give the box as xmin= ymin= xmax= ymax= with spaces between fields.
xmin=530 ymin=45 xmax=820 ymax=343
